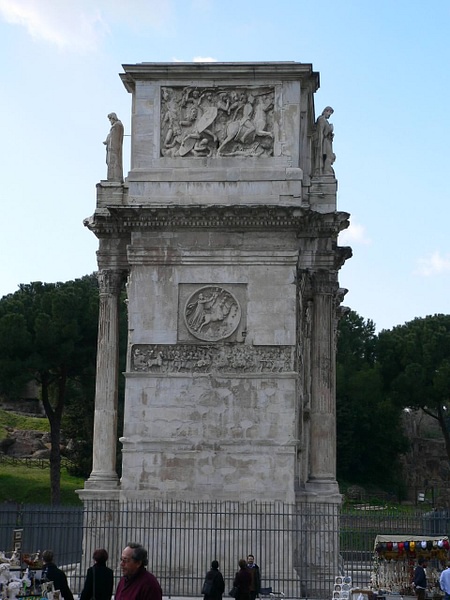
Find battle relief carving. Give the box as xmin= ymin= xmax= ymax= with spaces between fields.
xmin=131 ymin=344 xmax=294 ymax=374
xmin=160 ymin=86 xmax=275 ymax=158
xmin=184 ymin=286 xmax=241 ymax=342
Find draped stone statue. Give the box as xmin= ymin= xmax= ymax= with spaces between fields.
xmin=104 ymin=112 xmax=124 ymax=182
xmin=314 ymin=106 xmax=335 ymax=176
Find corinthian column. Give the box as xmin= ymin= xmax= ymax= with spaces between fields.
xmin=307 ymin=270 xmax=339 ymax=495
xmin=85 ymin=269 xmax=124 ymax=489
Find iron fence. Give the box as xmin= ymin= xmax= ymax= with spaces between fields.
xmin=0 ymin=502 xmax=448 ymax=599
xmin=0 ymin=454 xmax=76 ymax=470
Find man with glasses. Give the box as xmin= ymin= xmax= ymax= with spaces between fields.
xmin=115 ymin=543 xmax=162 ymax=600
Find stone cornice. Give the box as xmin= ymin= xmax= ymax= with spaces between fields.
xmin=84 ymin=205 xmax=350 ymax=237
xmin=334 ymin=245 xmax=353 ymax=269
xmin=120 ymin=62 xmax=319 ymax=92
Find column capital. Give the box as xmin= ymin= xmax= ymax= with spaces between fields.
xmin=311 ymin=270 xmax=338 ymax=295
xmin=97 ymin=269 xmax=126 ymax=295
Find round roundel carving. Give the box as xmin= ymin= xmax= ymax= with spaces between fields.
xmin=184 ymin=286 xmax=241 ymax=341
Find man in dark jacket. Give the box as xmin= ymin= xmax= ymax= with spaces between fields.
xmin=413 ymin=556 xmax=428 ymax=600
xmin=115 ymin=543 xmax=162 ymax=600
xmin=247 ymin=555 xmax=261 ymax=600
xmin=41 ymin=550 xmax=74 ymax=600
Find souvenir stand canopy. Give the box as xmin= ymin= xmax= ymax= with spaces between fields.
xmin=372 ymin=535 xmax=449 ymax=598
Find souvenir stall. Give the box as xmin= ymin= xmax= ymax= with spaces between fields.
xmin=331 ymin=575 xmax=354 ymax=600
xmin=330 ymin=574 xmax=378 ymax=600
xmin=0 ymin=551 xmax=43 ymax=600
xmin=372 ymin=535 xmax=449 ymax=598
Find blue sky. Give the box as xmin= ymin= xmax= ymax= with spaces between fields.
xmin=0 ymin=0 xmax=449 ymax=332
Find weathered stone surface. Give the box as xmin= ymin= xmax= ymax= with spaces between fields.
xmin=82 ymin=62 xmax=351 ymax=504
xmin=81 ymin=62 xmax=350 ymax=597
xmin=80 ymin=62 xmax=351 ymax=597
xmin=120 ymin=373 xmax=296 ymax=501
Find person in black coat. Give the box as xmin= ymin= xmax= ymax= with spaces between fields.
xmin=80 ymin=548 xmax=114 ymax=600
xmin=233 ymin=559 xmax=251 ymax=600
xmin=202 ymin=560 xmax=225 ymax=600
xmin=413 ymin=556 xmax=428 ymax=600
xmin=41 ymin=550 xmax=74 ymax=600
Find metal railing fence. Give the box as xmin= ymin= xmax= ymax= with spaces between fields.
xmin=0 ymin=454 xmax=76 ymax=470
xmin=0 ymin=502 xmax=448 ymax=599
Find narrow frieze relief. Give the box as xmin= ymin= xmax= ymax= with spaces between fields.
xmin=131 ymin=344 xmax=295 ymax=374
xmin=161 ymin=86 xmax=275 ymax=158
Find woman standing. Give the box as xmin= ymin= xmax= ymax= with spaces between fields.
xmin=233 ymin=559 xmax=251 ymax=600
xmin=202 ymin=560 xmax=225 ymax=600
xmin=80 ymin=549 xmax=114 ymax=600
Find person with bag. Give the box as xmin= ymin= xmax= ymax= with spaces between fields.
xmin=231 ymin=559 xmax=251 ymax=600
xmin=41 ymin=550 xmax=74 ymax=600
xmin=202 ymin=560 xmax=225 ymax=600
xmin=80 ymin=548 xmax=114 ymax=600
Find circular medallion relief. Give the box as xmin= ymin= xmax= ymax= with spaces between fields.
xmin=184 ymin=286 xmax=241 ymax=341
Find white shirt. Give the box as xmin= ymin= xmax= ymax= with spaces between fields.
xmin=440 ymin=568 xmax=450 ymax=594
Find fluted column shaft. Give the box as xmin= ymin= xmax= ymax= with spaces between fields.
xmin=86 ymin=269 xmax=123 ymax=488
xmin=308 ymin=272 xmax=337 ymax=483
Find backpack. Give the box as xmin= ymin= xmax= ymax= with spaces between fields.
xmin=202 ymin=573 xmax=216 ymax=595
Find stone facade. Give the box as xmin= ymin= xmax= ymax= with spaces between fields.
xmin=79 ymin=62 xmax=351 ymax=597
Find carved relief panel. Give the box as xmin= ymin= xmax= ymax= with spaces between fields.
xmin=160 ymin=86 xmax=275 ymax=158
xmin=178 ymin=283 xmax=247 ymax=343
xmin=131 ymin=343 xmax=294 ymax=374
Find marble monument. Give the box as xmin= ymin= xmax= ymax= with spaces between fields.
xmin=79 ymin=62 xmax=352 ymax=597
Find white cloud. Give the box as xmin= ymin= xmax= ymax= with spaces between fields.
xmin=415 ymin=251 xmax=450 ymax=276
xmin=193 ymin=56 xmax=217 ymax=62
xmin=0 ymin=0 xmax=108 ymax=51
xmin=172 ymin=56 xmax=218 ymax=63
xmin=339 ymin=218 xmax=371 ymax=246
xmin=0 ymin=0 xmax=173 ymax=52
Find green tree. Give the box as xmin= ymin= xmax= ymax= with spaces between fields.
xmin=377 ymin=314 xmax=450 ymax=462
xmin=0 ymin=276 xmax=99 ymax=504
xmin=62 ymin=287 xmax=128 ymax=479
xmin=336 ymin=311 xmax=408 ymax=487
xmin=62 ymin=367 xmax=97 ymax=478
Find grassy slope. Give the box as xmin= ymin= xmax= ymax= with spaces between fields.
xmin=0 ymin=408 xmax=84 ymax=505
xmin=0 ymin=407 xmax=49 ymax=436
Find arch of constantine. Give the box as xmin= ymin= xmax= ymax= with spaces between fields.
xmin=79 ymin=61 xmax=352 ymax=598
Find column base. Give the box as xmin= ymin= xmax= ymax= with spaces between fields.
xmin=82 ymin=471 xmax=120 ymax=490
xmin=298 ymin=479 xmax=342 ymax=503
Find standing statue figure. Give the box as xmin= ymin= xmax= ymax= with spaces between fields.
xmin=104 ymin=112 xmax=124 ymax=182
xmin=314 ymin=106 xmax=335 ymax=176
